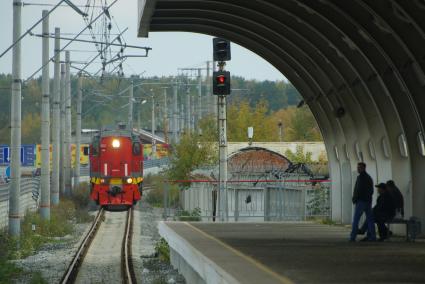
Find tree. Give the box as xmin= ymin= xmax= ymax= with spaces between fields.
xmin=284 ymin=145 xmax=313 ymax=164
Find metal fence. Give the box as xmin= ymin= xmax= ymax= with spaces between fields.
xmin=144 ymin=157 xmax=170 ymax=169
xmin=163 ymin=177 xmax=331 ymax=222
xmin=0 ymin=178 xmax=40 ymax=229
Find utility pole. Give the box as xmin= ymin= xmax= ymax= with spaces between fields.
xmin=173 ymin=83 xmax=179 ymax=143
xmin=51 ymin=27 xmax=60 ymax=205
xmin=162 ymin=87 xmax=169 ymax=143
xmin=206 ymin=61 xmax=213 ymax=115
xmin=64 ymin=51 xmax=72 ymax=195
xmin=180 ymin=103 xmax=184 ymax=134
xmin=198 ymin=69 xmax=202 ymax=129
xmin=151 ymin=94 xmax=156 ymax=157
xmin=60 ymin=63 xmax=66 ymax=196
xmin=186 ymin=87 xmax=191 ymax=133
xmin=75 ymin=76 xmax=82 ymax=187
xmin=9 ymin=0 xmax=22 ymax=236
xmin=40 ymin=10 xmax=50 ymax=220
xmin=191 ymin=93 xmax=195 ymax=131
xmin=128 ymin=81 xmax=134 ymax=130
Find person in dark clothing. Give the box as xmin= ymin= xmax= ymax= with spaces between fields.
xmin=358 ymin=182 xmax=397 ymax=240
xmin=373 ymin=183 xmax=396 ymax=240
xmin=386 ymin=180 xmax=404 ymax=218
xmin=350 ymin=162 xmax=376 ymax=242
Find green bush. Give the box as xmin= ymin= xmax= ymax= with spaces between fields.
xmin=175 ymin=207 xmax=201 ymax=221
xmin=154 ymin=238 xmax=170 ymax=263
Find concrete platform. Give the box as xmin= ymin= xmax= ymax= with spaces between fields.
xmin=159 ymin=222 xmax=425 ymax=284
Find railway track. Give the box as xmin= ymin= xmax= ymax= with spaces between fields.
xmin=60 ymin=207 xmax=137 ymax=284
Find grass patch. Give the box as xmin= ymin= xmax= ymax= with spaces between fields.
xmin=0 ymin=182 xmax=93 ymax=283
xmin=155 ymin=238 xmax=170 ymax=263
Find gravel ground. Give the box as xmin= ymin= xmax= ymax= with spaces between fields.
xmin=13 ymin=221 xmax=92 ymax=284
xmin=132 ymin=201 xmax=185 ymax=284
xmin=12 ymin=199 xmax=185 ymax=284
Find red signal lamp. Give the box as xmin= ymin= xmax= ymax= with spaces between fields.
xmin=217 ymin=75 xmax=226 ymax=85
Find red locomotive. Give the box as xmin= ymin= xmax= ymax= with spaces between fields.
xmin=89 ymin=126 xmax=143 ymax=208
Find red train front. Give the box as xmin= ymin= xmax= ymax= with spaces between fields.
xmin=89 ymin=128 xmax=143 ymax=208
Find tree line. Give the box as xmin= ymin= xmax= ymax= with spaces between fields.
xmin=0 ymin=73 xmax=321 ymax=144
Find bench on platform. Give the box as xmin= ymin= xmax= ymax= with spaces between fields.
xmin=387 ymin=217 xmax=421 ymax=241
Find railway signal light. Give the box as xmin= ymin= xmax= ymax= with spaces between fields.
xmin=213 ymin=38 xmax=231 ymax=61
xmin=213 ymin=71 xmax=231 ymax=95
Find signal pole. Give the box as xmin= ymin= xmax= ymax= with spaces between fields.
xmin=75 ymin=75 xmax=82 ymax=187
xmin=9 ymin=0 xmax=22 ymax=236
xmin=212 ymin=38 xmax=231 ymax=222
xmin=40 ymin=10 xmax=50 ymax=220
xmin=51 ymin=27 xmax=60 ymax=205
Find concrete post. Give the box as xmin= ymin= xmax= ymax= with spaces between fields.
xmin=64 ymin=51 xmax=72 ymax=195
xmin=40 ymin=10 xmax=50 ymax=220
xmin=186 ymin=88 xmax=190 ymax=133
xmin=180 ymin=103 xmax=184 ymax=134
xmin=198 ymin=69 xmax=202 ymax=129
xmin=173 ymin=84 xmax=179 ymax=143
xmin=206 ymin=61 xmax=213 ymax=115
xmin=60 ymin=63 xmax=66 ymax=196
xmin=9 ymin=0 xmax=22 ymax=236
xmin=218 ymin=95 xmax=228 ymax=221
xmin=163 ymin=88 xmax=168 ymax=143
xmin=75 ymin=76 xmax=82 ymax=187
xmin=128 ymin=81 xmax=133 ymax=130
xmin=191 ymin=93 xmax=195 ymax=131
xmin=151 ymin=95 xmax=156 ymax=157
xmin=51 ymin=27 xmax=60 ymax=205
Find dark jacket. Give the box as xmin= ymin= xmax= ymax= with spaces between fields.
xmin=373 ymin=191 xmax=396 ymax=220
xmin=352 ymin=171 xmax=373 ymax=204
xmin=387 ymin=185 xmax=404 ymax=215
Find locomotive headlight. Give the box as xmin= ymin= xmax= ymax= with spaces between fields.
xmin=126 ymin=178 xmax=133 ymax=184
xmin=112 ymin=139 xmax=120 ymax=148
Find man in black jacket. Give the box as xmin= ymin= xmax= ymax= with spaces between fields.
xmin=350 ymin=162 xmax=376 ymax=241
xmin=373 ymin=183 xmax=396 ymax=240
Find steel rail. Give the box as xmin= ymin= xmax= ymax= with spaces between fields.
xmin=122 ymin=207 xmax=137 ymax=284
xmin=60 ymin=207 xmax=105 ymax=284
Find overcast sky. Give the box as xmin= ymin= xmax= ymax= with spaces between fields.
xmin=0 ymin=0 xmax=285 ymax=81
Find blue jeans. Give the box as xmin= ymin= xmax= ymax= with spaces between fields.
xmin=350 ymin=201 xmax=376 ymax=241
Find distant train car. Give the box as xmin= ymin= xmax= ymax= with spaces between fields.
xmin=89 ymin=127 xmax=143 ymax=208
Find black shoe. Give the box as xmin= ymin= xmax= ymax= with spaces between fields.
xmin=357 ymin=228 xmax=366 ymax=235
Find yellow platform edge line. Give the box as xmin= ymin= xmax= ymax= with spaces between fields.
xmin=184 ymin=222 xmax=295 ymax=284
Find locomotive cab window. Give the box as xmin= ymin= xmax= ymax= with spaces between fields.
xmin=133 ymin=142 xmax=141 ymax=155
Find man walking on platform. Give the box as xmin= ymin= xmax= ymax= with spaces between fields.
xmin=350 ymin=162 xmax=376 ymax=242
